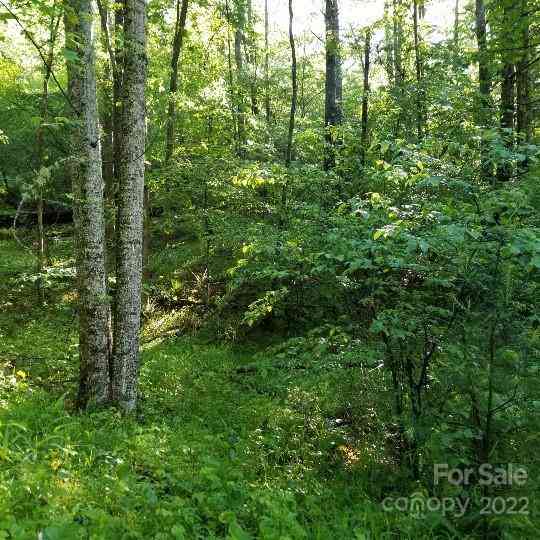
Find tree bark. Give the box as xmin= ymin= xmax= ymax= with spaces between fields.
xmin=324 ymin=0 xmax=342 ymax=171
xmin=112 ymin=0 xmax=147 ymax=413
xmin=234 ymin=14 xmax=247 ymax=156
xmin=96 ymin=0 xmax=116 ymax=192
xmin=65 ymin=0 xmax=111 ymax=408
xmin=392 ymin=0 xmax=403 ymax=88
xmin=516 ymin=0 xmax=531 ymax=144
xmin=360 ymin=29 xmax=371 ymax=166
xmin=225 ymin=0 xmax=239 ymax=152
xmin=498 ymin=62 xmax=515 ymax=182
xmin=383 ymin=0 xmax=394 ymax=84
xmin=392 ymin=0 xmax=404 ymax=136
xmin=264 ymin=0 xmax=271 ymax=123
xmin=413 ymin=0 xmax=424 ymax=140
xmin=285 ymin=0 xmax=297 ymax=167
xmin=453 ymin=0 xmax=459 ymax=53
xmin=245 ymin=0 xmax=259 ymax=115
xmin=474 ymin=0 xmax=493 ymax=180
xmin=164 ymin=0 xmax=189 ymax=164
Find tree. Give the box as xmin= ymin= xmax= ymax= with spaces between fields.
xmin=65 ymin=0 xmax=111 ymax=408
xmin=264 ymin=0 xmax=271 ymax=123
xmin=324 ymin=0 xmax=342 ymax=171
xmin=474 ymin=0 xmax=492 ymax=180
xmin=233 ymin=0 xmax=247 ymax=156
xmin=164 ymin=0 xmax=189 ymax=165
xmin=112 ymin=0 xmax=147 ymax=413
xmin=412 ymin=0 xmax=424 ymax=140
xmin=285 ymin=0 xmax=297 ymax=167
xmin=516 ymin=0 xmax=532 ymax=145
xmin=360 ymin=29 xmax=371 ymax=165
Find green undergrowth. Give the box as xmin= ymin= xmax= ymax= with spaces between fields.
xmin=0 ymin=232 xmax=469 ymax=539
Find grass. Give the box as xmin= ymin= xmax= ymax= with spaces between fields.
xmin=0 ymin=230 xmax=494 ymax=539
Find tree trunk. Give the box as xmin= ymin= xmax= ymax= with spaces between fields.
xmin=324 ymin=0 xmax=342 ymax=171
xmin=245 ymin=0 xmax=259 ymax=115
xmin=285 ymin=0 xmax=297 ymax=167
xmin=164 ymin=0 xmax=189 ymax=164
xmin=413 ymin=0 xmax=424 ymax=140
xmin=392 ymin=0 xmax=404 ymax=136
xmin=383 ymin=0 xmax=394 ymax=84
xmin=264 ymin=0 xmax=271 ymax=123
xmin=96 ymin=0 xmax=116 ymax=192
xmin=65 ymin=0 xmax=111 ymax=408
xmin=474 ymin=0 xmax=493 ymax=180
xmin=234 ymin=18 xmax=247 ymax=156
xmin=113 ymin=7 xmax=124 ymax=183
xmin=498 ymin=63 xmax=515 ymax=182
xmin=225 ymin=0 xmax=239 ymax=152
xmin=392 ymin=0 xmax=403 ymax=88
xmin=516 ymin=0 xmax=531 ymax=144
xmin=360 ymin=29 xmax=371 ymax=166
xmin=112 ymin=0 xmax=147 ymax=413
xmin=453 ymin=0 xmax=459 ymax=53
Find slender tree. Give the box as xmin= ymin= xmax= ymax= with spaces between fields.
xmin=323 ymin=0 xmax=342 ymax=171
xmin=96 ymin=0 xmax=116 ymax=191
xmin=383 ymin=0 xmax=394 ymax=84
xmin=392 ymin=0 xmax=404 ymax=136
xmin=412 ymin=0 xmax=424 ymax=140
xmin=392 ymin=0 xmax=403 ymax=88
xmin=280 ymin=0 xmax=297 ymax=222
xmin=164 ymin=0 xmax=189 ymax=164
xmin=285 ymin=0 xmax=297 ymax=167
xmin=474 ymin=0 xmax=492 ymax=180
xmin=264 ymin=0 xmax=270 ymax=123
xmin=498 ymin=65 xmax=515 ymax=182
xmin=112 ymin=0 xmax=147 ymax=413
xmin=516 ymin=0 xmax=531 ymax=144
xmin=35 ymin=13 xmax=61 ymax=303
xmin=360 ymin=29 xmax=371 ymax=165
xmin=233 ymin=0 xmax=247 ymax=155
xmin=225 ymin=0 xmax=239 ymax=152
xmin=65 ymin=0 xmax=111 ymax=408
xmin=245 ymin=0 xmax=259 ymax=115
xmin=453 ymin=0 xmax=459 ymax=52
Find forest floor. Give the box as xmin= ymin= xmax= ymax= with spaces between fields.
xmin=0 ymin=227 xmax=466 ymax=539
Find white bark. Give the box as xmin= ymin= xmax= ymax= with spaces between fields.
xmin=112 ymin=0 xmax=147 ymax=413
xmin=65 ymin=0 xmax=111 ymax=407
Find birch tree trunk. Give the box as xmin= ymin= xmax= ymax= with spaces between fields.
xmin=324 ymin=0 xmax=342 ymax=171
xmin=112 ymin=0 xmax=147 ymax=413
xmin=65 ymin=0 xmax=111 ymax=408
xmin=164 ymin=0 xmax=189 ymax=165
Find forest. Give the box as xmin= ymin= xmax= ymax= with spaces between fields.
xmin=0 ymin=0 xmax=539 ymax=537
